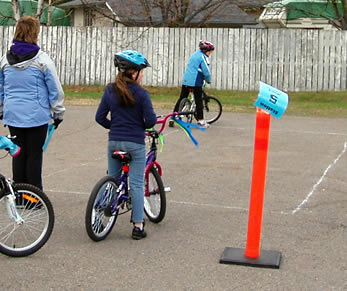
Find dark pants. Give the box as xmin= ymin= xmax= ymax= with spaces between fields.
xmin=173 ymin=85 xmax=204 ymax=120
xmin=8 ymin=124 xmax=48 ymax=190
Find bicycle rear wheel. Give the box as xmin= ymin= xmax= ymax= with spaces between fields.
xmin=85 ymin=176 xmax=118 ymax=241
xmin=0 ymin=183 xmax=54 ymax=257
xmin=144 ymin=167 xmax=166 ymax=223
xmin=178 ymin=98 xmax=193 ymax=123
xmin=203 ymin=96 xmax=222 ymax=124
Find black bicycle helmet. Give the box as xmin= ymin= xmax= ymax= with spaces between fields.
xmin=114 ymin=50 xmax=150 ymax=72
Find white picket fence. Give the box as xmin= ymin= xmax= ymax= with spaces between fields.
xmin=1 ymin=26 xmax=346 ymax=91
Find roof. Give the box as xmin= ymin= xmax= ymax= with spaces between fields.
xmin=107 ymin=0 xmax=263 ymax=26
xmin=58 ymin=0 xmax=107 ymax=8
xmin=235 ymin=0 xmax=277 ymax=8
xmin=57 ymin=0 xmax=278 ymax=26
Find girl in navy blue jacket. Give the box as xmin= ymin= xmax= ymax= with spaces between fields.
xmin=95 ymin=50 xmax=157 ymax=240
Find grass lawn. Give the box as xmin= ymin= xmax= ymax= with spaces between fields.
xmin=63 ymin=85 xmax=347 ymax=118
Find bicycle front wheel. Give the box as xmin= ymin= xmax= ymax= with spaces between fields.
xmin=85 ymin=176 xmax=118 ymax=241
xmin=0 ymin=183 xmax=54 ymax=257
xmin=178 ymin=98 xmax=193 ymax=123
xmin=144 ymin=167 xmax=166 ymax=223
xmin=203 ymin=96 xmax=222 ymax=124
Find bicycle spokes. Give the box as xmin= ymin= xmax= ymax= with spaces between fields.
xmin=95 ymin=183 xmax=116 ymax=209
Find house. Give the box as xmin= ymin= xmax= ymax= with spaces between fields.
xmin=0 ymin=0 xmax=70 ymax=26
xmin=58 ymin=0 xmax=275 ymax=28
xmin=259 ymin=0 xmax=343 ymax=30
xmin=57 ymin=0 xmax=119 ymax=27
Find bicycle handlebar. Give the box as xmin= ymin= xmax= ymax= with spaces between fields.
xmin=148 ymin=111 xmax=195 ymax=135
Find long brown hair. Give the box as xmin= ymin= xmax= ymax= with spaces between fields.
xmin=112 ymin=70 xmax=137 ymax=107
xmin=14 ymin=16 xmax=40 ymax=44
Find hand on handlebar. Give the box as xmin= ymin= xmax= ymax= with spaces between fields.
xmin=53 ymin=119 xmax=63 ymax=129
xmin=0 ymin=136 xmax=21 ymax=157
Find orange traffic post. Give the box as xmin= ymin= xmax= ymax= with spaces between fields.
xmin=245 ymin=108 xmax=271 ymax=258
xmin=220 ymin=82 xmax=287 ymax=268
xmin=220 ymin=106 xmax=282 ymax=269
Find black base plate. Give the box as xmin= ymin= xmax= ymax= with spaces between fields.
xmin=220 ymin=247 xmax=281 ymax=269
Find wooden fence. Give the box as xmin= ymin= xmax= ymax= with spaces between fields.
xmin=1 ymin=26 xmax=346 ymax=91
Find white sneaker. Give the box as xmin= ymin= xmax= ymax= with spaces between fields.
xmin=197 ymin=120 xmax=210 ymax=128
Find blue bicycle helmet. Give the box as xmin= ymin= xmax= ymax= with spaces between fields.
xmin=114 ymin=50 xmax=150 ymax=72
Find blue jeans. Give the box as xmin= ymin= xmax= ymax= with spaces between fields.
xmin=108 ymin=140 xmax=146 ymax=223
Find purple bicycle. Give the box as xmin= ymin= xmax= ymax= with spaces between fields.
xmin=85 ymin=111 xmax=197 ymax=241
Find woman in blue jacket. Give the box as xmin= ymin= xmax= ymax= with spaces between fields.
xmin=0 ymin=16 xmax=65 ymax=190
xmin=95 ymin=50 xmax=157 ymax=240
xmin=170 ymin=40 xmax=215 ymax=128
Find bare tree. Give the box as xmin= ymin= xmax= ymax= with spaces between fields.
xmin=330 ymin=0 xmax=346 ymax=29
xmin=36 ymin=0 xmax=45 ymax=19
xmin=6 ymin=0 xmax=68 ymax=25
xmin=11 ymin=0 xmax=21 ymax=22
xmin=98 ymin=0 xmax=235 ymax=27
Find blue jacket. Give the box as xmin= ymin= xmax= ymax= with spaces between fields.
xmin=95 ymin=83 xmax=157 ymax=145
xmin=182 ymin=50 xmax=211 ymax=87
xmin=0 ymin=50 xmax=65 ymax=128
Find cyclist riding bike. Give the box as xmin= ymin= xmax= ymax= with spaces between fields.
xmin=95 ymin=50 xmax=157 ymax=240
xmin=170 ymin=40 xmax=215 ymax=129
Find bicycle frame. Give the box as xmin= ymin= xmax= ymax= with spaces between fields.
xmin=144 ymin=132 xmax=162 ymax=197
xmin=144 ymin=111 xmax=195 ymax=195
xmin=102 ymin=164 xmax=131 ymax=216
xmin=106 ymin=112 xmax=195 ymax=213
xmin=187 ymin=88 xmax=211 ymax=113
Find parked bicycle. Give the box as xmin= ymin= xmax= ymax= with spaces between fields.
xmin=0 ymin=136 xmax=54 ymax=257
xmin=85 ymin=111 xmax=197 ymax=241
xmin=178 ymin=83 xmax=222 ymax=124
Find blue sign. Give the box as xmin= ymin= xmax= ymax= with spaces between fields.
xmin=254 ymin=82 xmax=289 ymax=119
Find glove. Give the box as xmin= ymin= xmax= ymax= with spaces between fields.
xmin=53 ymin=119 xmax=63 ymax=129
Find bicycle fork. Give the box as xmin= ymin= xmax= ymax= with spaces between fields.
xmin=4 ymin=180 xmax=24 ymax=225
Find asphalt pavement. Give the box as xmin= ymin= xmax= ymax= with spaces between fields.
xmin=0 ymin=106 xmax=346 ymax=290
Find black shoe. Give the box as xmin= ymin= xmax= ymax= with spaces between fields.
xmin=132 ymin=226 xmax=147 ymax=240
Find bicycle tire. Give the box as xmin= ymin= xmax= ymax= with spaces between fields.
xmin=178 ymin=98 xmax=193 ymax=123
xmin=203 ymin=96 xmax=222 ymax=124
xmin=144 ymin=167 xmax=166 ymax=223
xmin=85 ymin=176 xmax=118 ymax=241
xmin=0 ymin=183 xmax=54 ymax=257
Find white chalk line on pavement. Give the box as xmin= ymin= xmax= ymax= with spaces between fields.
xmin=46 ymin=189 xmax=294 ymax=215
xmin=44 ymin=126 xmax=346 ymax=178
xmin=44 ymin=127 xmax=346 ymax=216
xmin=292 ymin=141 xmax=347 ymax=214
xmin=45 ymin=188 xmax=249 ymax=210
